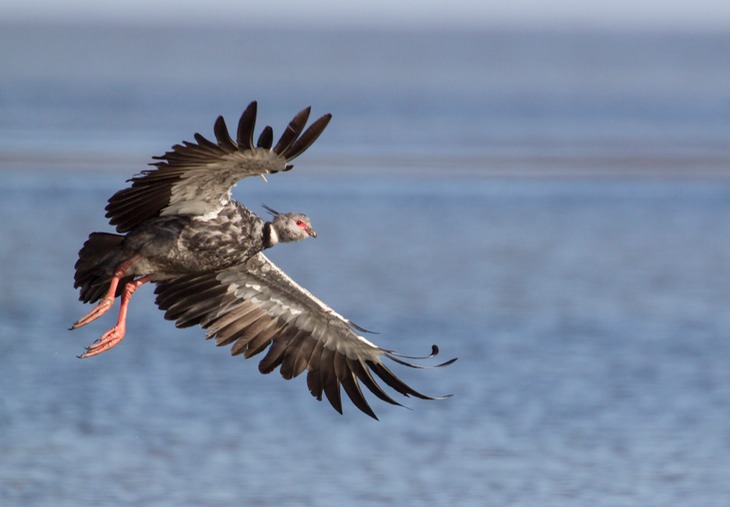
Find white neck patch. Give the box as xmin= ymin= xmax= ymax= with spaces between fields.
xmin=264 ymin=221 xmax=279 ymax=248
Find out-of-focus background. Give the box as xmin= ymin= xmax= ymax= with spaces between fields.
xmin=2 ymin=2 xmax=729 ymax=506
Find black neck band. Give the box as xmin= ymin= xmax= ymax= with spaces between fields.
xmin=262 ymin=222 xmax=273 ymax=249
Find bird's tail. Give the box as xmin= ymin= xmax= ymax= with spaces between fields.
xmin=74 ymin=232 xmax=128 ymax=304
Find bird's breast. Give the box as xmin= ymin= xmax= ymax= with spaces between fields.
xmin=174 ymin=211 xmax=263 ymax=271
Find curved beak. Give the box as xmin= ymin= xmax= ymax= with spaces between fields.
xmin=307 ymin=227 xmax=317 ymax=239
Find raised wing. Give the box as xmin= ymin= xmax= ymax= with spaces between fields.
xmin=153 ymin=253 xmax=455 ymax=419
xmin=105 ymin=101 xmax=332 ymax=232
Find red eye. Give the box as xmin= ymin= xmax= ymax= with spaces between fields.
xmin=296 ymin=220 xmax=305 ymax=227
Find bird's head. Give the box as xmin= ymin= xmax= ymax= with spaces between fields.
xmin=262 ymin=204 xmax=317 ymax=244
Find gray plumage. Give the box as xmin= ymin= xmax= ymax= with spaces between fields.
xmin=72 ymin=101 xmax=454 ymax=419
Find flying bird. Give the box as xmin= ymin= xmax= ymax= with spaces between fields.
xmin=71 ymin=101 xmax=454 ymax=419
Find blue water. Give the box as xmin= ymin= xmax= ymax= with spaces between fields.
xmin=1 ymin=23 xmax=730 ymax=506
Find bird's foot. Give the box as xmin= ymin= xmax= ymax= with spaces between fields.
xmin=69 ymin=297 xmax=114 ymax=330
xmin=77 ymin=324 xmax=126 ymax=358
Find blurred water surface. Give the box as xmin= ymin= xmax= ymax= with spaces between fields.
xmin=1 ymin=23 xmax=729 ymax=506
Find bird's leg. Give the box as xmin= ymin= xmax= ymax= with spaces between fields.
xmin=70 ymin=255 xmax=141 ymax=330
xmin=78 ymin=275 xmax=150 ymax=359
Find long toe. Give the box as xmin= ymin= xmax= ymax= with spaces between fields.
xmin=78 ymin=325 xmax=126 ymax=359
xmin=70 ymin=298 xmax=114 ymax=330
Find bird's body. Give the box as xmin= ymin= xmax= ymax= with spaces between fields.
xmin=80 ymin=202 xmax=267 ymax=291
xmin=71 ymin=101 xmax=453 ymax=419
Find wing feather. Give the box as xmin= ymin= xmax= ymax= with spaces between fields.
xmin=283 ymin=113 xmax=333 ymax=160
xmin=349 ymin=358 xmax=403 ymax=407
xmin=272 ymin=106 xmax=311 ymax=155
xmin=105 ymin=101 xmax=331 ymax=232
xmin=319 ymin=346 xmax=342 ymax=414
xmin=278 ymin=331 xmax=314 ymax=379
xmin=257 ymin=126 xmax=274 ymax=149
xmin=259 ymin=333 xmax=290 ymax=373
xmin=339 ymin=360 xmax=378 ymax=419
xmin=239 ymin=317 xmax=282 ymax=358
xmin=153 ymin=252 xmax=453 ymax=418
xmin=213 ymin=116 xmax=238 ymax=153
xmin=204 ymin=301 xmax=258 ymax=335
xmin=306 ymin=361 xmax=324 ymax=402
xmin=214 ymin=309 xmax=270 ymax=349
xmin=236 ymin=101 xmax=257 ymax=149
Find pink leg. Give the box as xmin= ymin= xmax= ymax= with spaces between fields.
xmin=70 ymin=255 xmax=141 ymax=330
xmin=78 ymin=275 xmax=150 ymax=359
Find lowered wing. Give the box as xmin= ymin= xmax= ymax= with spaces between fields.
xmin=153 ymin=252 xmax=455 ymax=419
